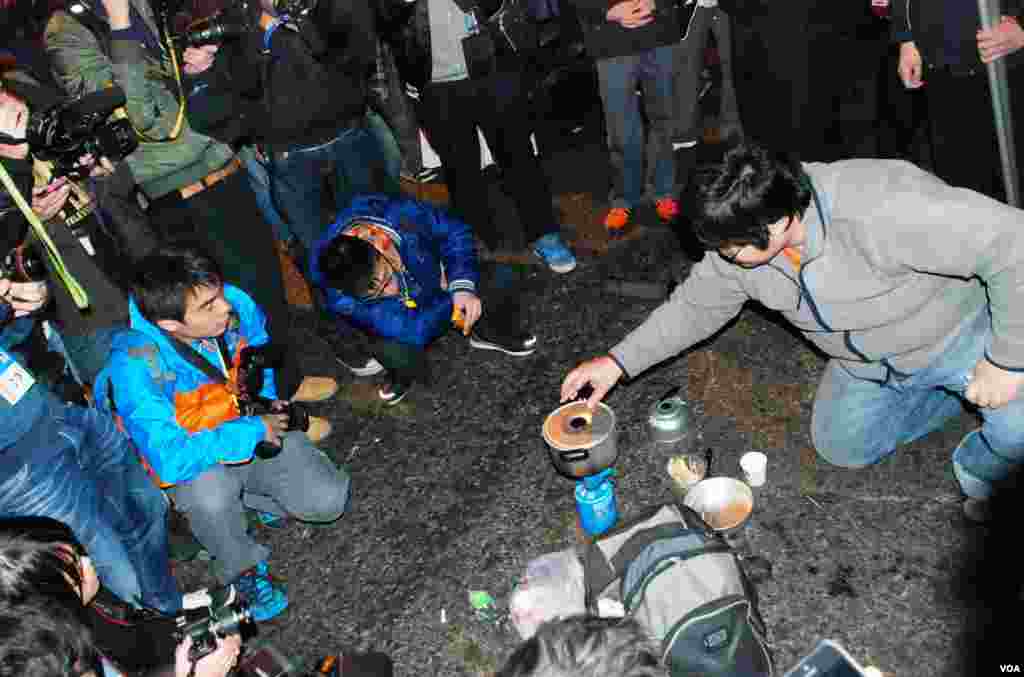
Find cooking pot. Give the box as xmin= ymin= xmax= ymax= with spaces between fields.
xmin=541 ymin=401 xmax=618 ymax=478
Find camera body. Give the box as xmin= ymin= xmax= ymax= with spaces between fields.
xmin=174 ymin=0 xmax=319 ymax=46
xmin=235 ymin=344 xmax=310 ymax=458
xmin=0 ymin=246 xmax=46 ymax=284
xmin=177 ymin=2 xmax=253 ymax=47
xmin=175 ymin=599 xmax=252 ymax=662
xmin=0 ymin=246 xmax=47 ymax=324
xmin=27 ymin=87 xmax=138 ymax=180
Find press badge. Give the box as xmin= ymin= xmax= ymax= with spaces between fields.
xmin=0 ymin=352 xmax=35 ymax=405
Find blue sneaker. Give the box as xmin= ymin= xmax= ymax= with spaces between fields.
xmin=254 ymin=510 xmax=287 ymax=529
xmin=532 ymin=233 xmax=577 ymax=274
xmin=234 ymin=561 xmax=288 ymax=622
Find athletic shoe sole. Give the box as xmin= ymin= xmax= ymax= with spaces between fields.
xmin=469 ymin=335 xmax=537 ymax=357
xmin=532 ymin=249 xmax=577 ymax=274
xmin=378 ymin=387 xmax=409 ymax=406
xmin=336 ymin=356 xmax=385 ymax=376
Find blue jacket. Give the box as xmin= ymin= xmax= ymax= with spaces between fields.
xmin=309 ymin=194 xmax=480 ymax=348
xmin=92 ymin=285 xmax=274 ymax=487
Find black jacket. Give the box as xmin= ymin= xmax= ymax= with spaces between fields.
xmin=190 ymin=0 xmax=378 ymax=151
xmin=567 ymin=0 xmax=679 ymax=60
xmin=892 ymin=0 xmax=1024 ymax=71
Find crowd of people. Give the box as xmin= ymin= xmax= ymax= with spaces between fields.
xmin=2 ymin=0 xmax=1024 ymax=674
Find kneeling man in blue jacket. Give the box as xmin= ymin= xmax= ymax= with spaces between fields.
xmin=94 ymin=246 xmax=351 ymax=622
xmin=311 ymin=194 xmax=538 ymax=405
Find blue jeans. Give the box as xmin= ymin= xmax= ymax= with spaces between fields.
xmin=241 ymin=146 xmax=292 ymax=242
xmin=0 ymin=402 xmax=180 ymax=612
xmin=169 ymin=431 xmax=351 ymax=583
xmin=596 ymin=44 xmax=677 ymax=208
xmin=268 ymin=111 xmax=401 ymax=255
xmin=812 ymin=310 xmax=1024 ymax=499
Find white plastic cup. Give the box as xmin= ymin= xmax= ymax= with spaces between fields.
xmin=740 ymin=451 xmax=768 ymax=487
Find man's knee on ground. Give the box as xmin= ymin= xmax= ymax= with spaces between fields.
xmin=293 ymin=468 xmax=351 ymax=524
xmin=811 ymin=416 xmax=890 ymax=469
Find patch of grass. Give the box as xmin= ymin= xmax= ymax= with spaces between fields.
xmin=751 ymin=384 xmax=787 ymax=418
xmin=799 ymin=445 xmax=817 ymax=495
xmin=539 ymin=509 xmax=577 ymax=549
xmin=446 ymin=624 xmax=498 ymax=676
xmin=338 ymin=382 xmax=417 ymax=419
xmin=797 ymin=348 xmax=822 ymax=373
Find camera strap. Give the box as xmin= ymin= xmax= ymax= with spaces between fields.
xmin=0 ymin=161 xmax=90 ymax=309
xmin=159 ymin=328 xmax=230 ymax=384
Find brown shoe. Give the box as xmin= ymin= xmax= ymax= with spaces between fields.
xmin=291 ymin=376 xmax=338 ymax=403
xmin=276 ymin=240 xmax=314 ymax=309
xmin=306 ymin=416 xmax=332 ymax=443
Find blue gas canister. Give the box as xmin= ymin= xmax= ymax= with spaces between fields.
xmin=575 ymin=468 xmax=617 ymax=536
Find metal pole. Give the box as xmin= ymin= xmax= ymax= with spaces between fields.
xmin=978 ymin=0 xmax=1021 ymax=206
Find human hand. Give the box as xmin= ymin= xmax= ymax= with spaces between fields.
xmin=2 ymin=279 xmax=49 ymax=317
xmin=965 ymin=358 xmax=1024 ymax=409
xmin=452 ymin=291 xmax=482 ymax=335
xmin=0 ymin=91 xmax=29 ymax=160
xmin=101 ymin=0 xmax=131 ymax=29
xmin=978 ymin=16 xmax=1024 ymax=63
xmin=183 ymin=45 xmax=219 ymax=76
xmin=174 ymin=634 xmax=242 ymax=677
xmin=606 ymin=0 xmax=653 ymax=28
xmin=260 ymin=412 xmax=289 ymax=446
xmin=32 ymin=180 xmax=72 ymax=221
xmin=897 ymin=41 xmax=924 ymax=89
xmin=86 ymin=155 xmax=116 ymax=178
xmin=560 ymin=355 xmax=623 ymax=408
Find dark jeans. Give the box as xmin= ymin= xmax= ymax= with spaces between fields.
xmin=417 ymin=71 xmax=558 ymax=250
xmin=147 ymin=170 xmax=300 ymax=398
xmin=268 ymin=112 xmax=402 ymax=255
xmin=0 ymin=401 xmax=180 ymax=612
xmin=596 ymin=44 xmax=677 ymax=207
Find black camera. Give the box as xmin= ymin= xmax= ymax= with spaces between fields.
xmin=174 ymin=598 xmax=252 ymax=662
xmin=177 ymin=5 xmax=252 ymax=46
xmin=0 ymin=245 xmax=46 ymax=284
xmin=26 ymin=86 xmax=138 ymax=180
xmin=236 ymin=344 xmax=310 ymax=459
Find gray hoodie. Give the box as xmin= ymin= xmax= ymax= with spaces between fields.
xmin=611 ymin=159 xmax=1024 ymax=383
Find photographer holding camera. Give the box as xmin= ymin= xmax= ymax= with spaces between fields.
xmin=178 ymin=0 xmax=401 ymax=258
xmin=0 ymin=61 xmax=164 ymax=392
xmin=0 ymin=517 xmax=242 ymax=677
xmin=93 ymin=245 xmax=352 ymax=623
xmin=0 ymin=73 xmax=185 ymax=622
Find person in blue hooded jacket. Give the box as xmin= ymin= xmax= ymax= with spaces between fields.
xmin=93 ymin=246 xmax=352 ymax=623
xmin=310 ymin=194 xmax=538 ymax=405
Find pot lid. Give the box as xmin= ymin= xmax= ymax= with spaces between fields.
xmin=542 ymin=401 xmax=616 ymax=451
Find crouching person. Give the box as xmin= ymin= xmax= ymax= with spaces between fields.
xmin=93 ymin=246 xmax=351 ymax=622
xmin=310 ymin=194 xmax=538 ymax=405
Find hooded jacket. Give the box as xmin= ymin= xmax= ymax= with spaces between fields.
xmin=610 ymin=160 xmax=1024 ymax=384
xmin=93 ymin=284 xmax=273 ymax=487
xmin=309 ymin=194 xmax=479 ymax=348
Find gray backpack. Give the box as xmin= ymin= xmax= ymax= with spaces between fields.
xmin=581 ymin=503 xmax=772 ymax=677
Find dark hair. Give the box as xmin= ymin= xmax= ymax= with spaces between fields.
xmin=132 ymin=245 xmax=223 ymax=322
xmin=0 ymin=518 xmax=87 ymax=617
xmin=0 ymin=598 xmax=102 ymax=677
xmin=318 ymin=233 xmax=380 ymax=298
xmin=680 ymin=143 xmax=812 ymax=251
xmin=498 ymin=616 xmax=666 ymax=677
